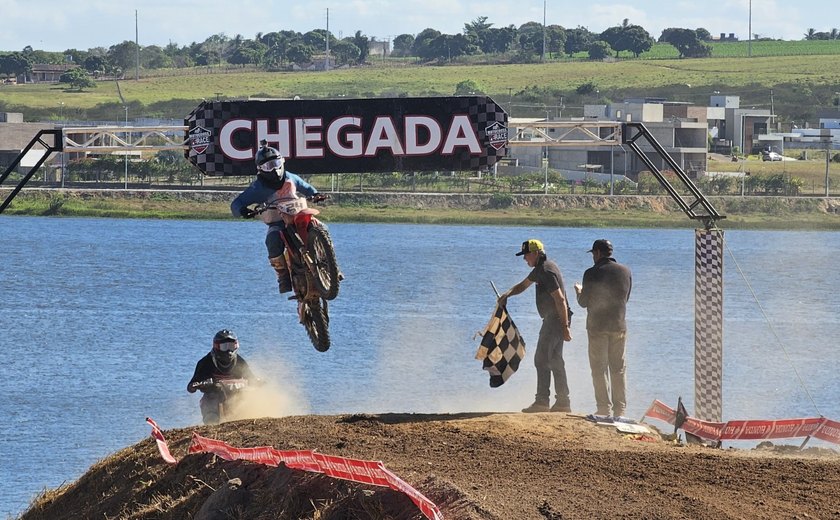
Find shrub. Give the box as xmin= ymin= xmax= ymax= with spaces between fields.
xmin=488 ymin=193 xmax=514 ymax=208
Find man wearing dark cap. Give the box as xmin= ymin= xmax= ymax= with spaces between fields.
xmin=574 ymin=239 xmax=632 ymax=418
xmin=499 ymin=239 xmax=574 ymax=413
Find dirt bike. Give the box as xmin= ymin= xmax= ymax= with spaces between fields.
xmin=254 ymin=194 xmax=341 ymax=352
xmin=189 ymin=377 xmax=251 ymax=425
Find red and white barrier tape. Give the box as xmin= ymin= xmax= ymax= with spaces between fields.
xmin=642 ymin=400 xmax=840 ymax=445
xmin=145 ymin=418 xmax=443 ymax=520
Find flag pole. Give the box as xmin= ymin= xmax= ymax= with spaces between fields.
xmin=490 ymin=280 xmax=502 ymax=299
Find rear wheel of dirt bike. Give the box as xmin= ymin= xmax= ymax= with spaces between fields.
xmin=302 ymin=300 xmax=330 ymax=352
xmin=306 ymin=223 xmax=340 ymax=300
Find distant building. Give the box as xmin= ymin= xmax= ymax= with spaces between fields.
xmin=507 ymin=99 xmax=709 ymax=179
xmin=368 ymin=40 xmax=391 ymax=57
xmin=707 ymin=95 xmax=773 ymax=154
xmin=17 ymin=64 xmax=76 ymax=84
xmin=711 ymin=33 xmax=739 ymax=42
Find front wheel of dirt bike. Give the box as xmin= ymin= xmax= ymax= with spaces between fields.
xmin=307 ymin=223 xmax=340 ymax=300
xmin=302 ymin=300 xmax=330 ymax=352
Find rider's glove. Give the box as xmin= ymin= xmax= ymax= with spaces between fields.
xmin=310 ymin=193 xmax=327 ymax=203
xmin=240 ymin=207 xmax=257 ymax=219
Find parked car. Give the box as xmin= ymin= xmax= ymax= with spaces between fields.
xmin=762 ymin=151 xmax=783 ymax=161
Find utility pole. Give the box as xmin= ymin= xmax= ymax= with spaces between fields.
xmin=541 ymin=0 xmax=547 ymax=63
xmin=748 ymin=0 xmax=752 ymax=57
xmin=135 ymin=10 xmax=140 ymax=80
xmin=325 ymin=8 xmax=330 ymax=71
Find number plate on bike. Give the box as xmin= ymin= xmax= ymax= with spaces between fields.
xmin=278 ymin=198 xmax=308 ymax=215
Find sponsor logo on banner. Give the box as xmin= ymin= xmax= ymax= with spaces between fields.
xmin=486 ymin=121 xmax=508 ymax=150
xmin=189 ymin=126 xmax=211 ymax=154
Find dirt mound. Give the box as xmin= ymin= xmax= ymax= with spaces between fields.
xmin=20 ymin=413 xmax=840 ymax=520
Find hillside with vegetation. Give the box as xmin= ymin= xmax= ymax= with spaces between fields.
xmin=2 ymin=15 xmax=840 ymax=124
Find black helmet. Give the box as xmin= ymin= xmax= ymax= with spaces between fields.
xmin=255 ymin=139 xmax=285 ymax=180
xmin=212 ymin=329 xmax=239 ymax=370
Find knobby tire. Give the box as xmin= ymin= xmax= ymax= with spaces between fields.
xmin=307 ymin=224 xmax=340 ymax=300
xmin=302 ymin=300 xmax=330 ymax=352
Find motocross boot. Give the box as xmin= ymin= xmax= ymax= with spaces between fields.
xmin=269 ymin=256 xmax=292 ymax=293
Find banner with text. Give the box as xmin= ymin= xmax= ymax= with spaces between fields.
xmin=642 ymin=400 xmax=840 ymax=446
xmin=185 ymin=96 xmax=508 ymax=176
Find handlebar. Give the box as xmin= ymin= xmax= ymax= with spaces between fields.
xmin=190 ymin=378 xmax=250 ymax=392
xmin=251 ymin=194 xmax=328 ymax=215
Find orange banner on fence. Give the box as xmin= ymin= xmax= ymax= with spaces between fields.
xmin=145 ymin=418 xmax=442 ymax=520
xmin=642 ymin=400 xmax=840 ymax=446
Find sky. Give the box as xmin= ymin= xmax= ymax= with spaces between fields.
xmin=0 ymin=0 xmax=836 ymax=52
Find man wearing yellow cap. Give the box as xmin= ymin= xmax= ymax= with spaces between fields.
xmin=499 ymin=239 xmax=573 ymax=413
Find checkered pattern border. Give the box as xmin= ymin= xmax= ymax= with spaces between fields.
xmin=185 ymin=101 xmax=245 ymax=176
xmin=694 ymin=229 xmax=724 ymax=422
xmin=455 ymin=96 xmax=508 ymax=171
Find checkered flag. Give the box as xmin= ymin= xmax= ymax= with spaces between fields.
xmin=475 ymin=303 xmax=526 ymax=387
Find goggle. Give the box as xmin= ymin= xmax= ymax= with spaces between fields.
xmin=215 ymin=340 xmax=238 ymax=352
xmin=258 ymin=157 xmax=284 ymax=172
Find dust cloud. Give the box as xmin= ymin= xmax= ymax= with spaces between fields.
xmin=223 ymin=354 xmax=310 ymax=422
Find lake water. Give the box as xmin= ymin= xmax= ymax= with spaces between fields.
xmin=2 ymin=216 xmax=839 ymax=517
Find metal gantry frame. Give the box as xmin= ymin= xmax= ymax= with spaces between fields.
xmin=3 ymin=121 xmax=727 ymax=421
xmin=508 ymin=120 xmax=724 ymax=229
xmin=1 ymin=125 xmax=188 ymax=213
xmin=508 ymin=120 xmax=622 ymax=148
xmin=61 ymin=125 xmax=188 ymax=153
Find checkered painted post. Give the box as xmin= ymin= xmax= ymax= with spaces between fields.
xmin=694 ymin=228 xmax=724 ymax=422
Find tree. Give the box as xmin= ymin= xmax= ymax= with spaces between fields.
xmin=545 ymin=25 xmax=566 ymax=58
xmin=660 ymin=28 xmax=710 ymax=58
xmin=351 ymin=31 xmax=370 ymax=64
xmin=454 ymin=79 xmax=484 ymax=95
xmin=332 ymin=40 xmax=360 ymax=66
xmin=482 ymin=26 xmax=517 ymax=54
xmin=59 ymin=67 xmax=96 ymax=91
xmin=140 ymin=45 xmax=173 ymax=69
xmin=517 ymin=21 xmax=545 ymax=57
xmin=463 ymin=16 xmax=493 ymax=51
xmin=695 ymin=27 xmax=712 ymax=41
xmin=303 ymin=30 xmax=331 ymax=50
xmin=565 ymin=26 xmax=594 ymax=56
xmin=107 ymin=40 xmax=140 ymax=74
xmin=0 ymin=52 xmax=32 ymax=79
xmin=82 ymin=55 xmax=111 ymax=76
xmin=200 ymin=33 xmax=230 ymax=66
xmin=576 ymin=80 xmax=599 ymax=95
xmin=286 ymin=43 xmax=313 ymax=65
xmin=228 ymin=39 xmax=267 ymax=66
xmin=587 ymin=41 xmax=612 ymax=60
xmin=804 ymin=28 xmax=817 ymax=40
xmin=600 ymin=22 xmax=653 ymax=57
xmin=392 ymin=34 xmax=415 ymax=57
xmin=412 ymin=28 xmax=442 ymax=60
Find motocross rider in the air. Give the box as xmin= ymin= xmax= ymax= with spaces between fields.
xmin=230 ymin=140 xmax=325 ymax=294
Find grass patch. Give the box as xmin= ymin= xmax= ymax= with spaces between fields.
xmin=6 ymin=53 xmax=840 ymax=121
xmin=4 ymin=191 xmax=837 ymax=230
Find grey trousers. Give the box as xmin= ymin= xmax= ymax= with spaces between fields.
xmin=587 ymin=330 xmax=627 ymax=416
xmin=534 ymin=317 xmax=569 ymax=407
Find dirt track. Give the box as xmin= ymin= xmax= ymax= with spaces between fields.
xmin=20 ymin=412 xmax=840 ymax=520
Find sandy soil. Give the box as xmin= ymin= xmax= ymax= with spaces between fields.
xmin=20 ymin=412 xmax=840 ymax=520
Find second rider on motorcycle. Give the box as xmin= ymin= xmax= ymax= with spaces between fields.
xmin=231 ymin=140 xmax=326 ymax=294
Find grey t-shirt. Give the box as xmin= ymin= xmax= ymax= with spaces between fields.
xmin=528 ymin=257 xmax=566 ymax=320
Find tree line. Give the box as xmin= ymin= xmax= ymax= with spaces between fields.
xmin=1 ymin=17 xmax=839 ymax=83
